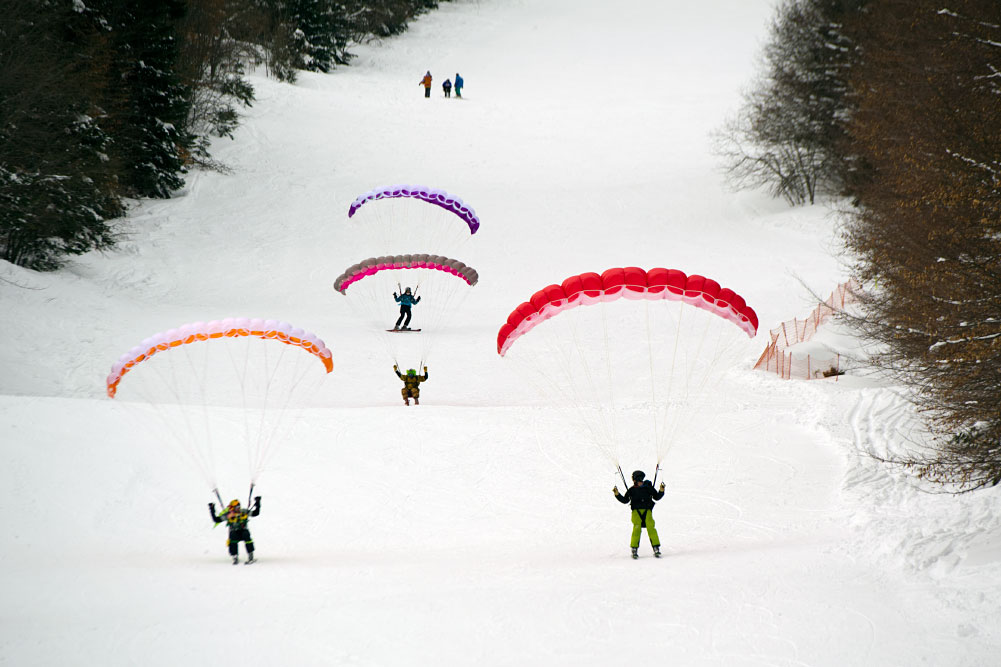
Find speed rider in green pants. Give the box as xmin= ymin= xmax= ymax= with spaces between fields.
xmin=613 ymin=470 xmax=665 ymax=559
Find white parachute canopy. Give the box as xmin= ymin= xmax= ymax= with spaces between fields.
xmin=106 ymin=318 xmax=333 ymax=490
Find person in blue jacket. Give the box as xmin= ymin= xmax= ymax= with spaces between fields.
xmin=393 ymin=287 xmax=421 ymax=330
xmin=454 ymin=73 xmax=464 ymax=98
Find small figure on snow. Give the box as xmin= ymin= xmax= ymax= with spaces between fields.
xmin=420 ymin=70 xmax=433 ymax=98
xmin=442 ymin=78 xmax=452 ymax=98
xmin=209 ymin=496 xmax=261 ymax=564
xmin=454 ymin=73 xmax=463 ymax=98
xmin=394 ymin=364 xmax=428 ymax=406
xmin=613 ymin=470 xmax=665 ymax=559
xmin=393 ymin=286 xmax=421 ymax=330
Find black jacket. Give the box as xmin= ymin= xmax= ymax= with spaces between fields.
xmin=615 ymin=481 xmax=663 ymax=510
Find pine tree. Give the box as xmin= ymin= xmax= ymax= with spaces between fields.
xmin=0 ymin=0 xmax=120 ymax=270
xmin=99 ymin=0 xmax=191 ymax=198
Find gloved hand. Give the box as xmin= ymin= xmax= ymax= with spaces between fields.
xmin=393 ymin=364 xmax=399 ymax=370
xmin=254 ymin=496 xmax=261 ymax=504
xmin=423 ymin=366 xmax=428 ymax=372
xmin=659 ymin=482 xmax=665 ymax=492
xmin=393 ymin=292 xmax=398 ymax=298
xmin=613 ymin=486 xmax=619 ymax=495
xmin=209 ymin=502 xmax=215 ymax=510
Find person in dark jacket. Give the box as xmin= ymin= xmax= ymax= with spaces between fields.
xmin=613 ymin=470 xmax=665 ymax=558
xmin=394 ymin=364 xmax=428 ymax=405
xmin=393 ymin=287 xmax=421 ymax=330
xmin=420 ymin=71 xmax=433 ymax=98
xmin=454 ymin=73 xmax=463 ymax=98
xmin=442 ymin=78 xmax=452 ymax=98
xmin=209 ymin=496 xmax=261 ymax=564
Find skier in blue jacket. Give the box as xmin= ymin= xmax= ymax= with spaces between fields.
xmin=454 ymin=73 xmax=464 ymax=98
xmin=393 ymin=287 xmax=421 ymax=330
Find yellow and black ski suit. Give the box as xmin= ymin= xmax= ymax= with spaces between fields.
xmin=210 ymin=498 xmax=261 ymax=557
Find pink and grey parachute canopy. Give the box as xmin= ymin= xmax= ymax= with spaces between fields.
xmin=106 ymin=318 xmax=334 ymax=398
xmin=347 ymin=185 xmax=481 ymax=234
xmin=334 ymin=254 xmax=479 ymax=293
xmin=497 ymin=267 xmax=758 ymax=356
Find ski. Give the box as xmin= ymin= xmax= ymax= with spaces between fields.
xmin=386 ymin=328 xmax=421 ymax=333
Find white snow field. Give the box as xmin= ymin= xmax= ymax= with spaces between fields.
xmin=3 ymin=0 xmax=1001 ymax=665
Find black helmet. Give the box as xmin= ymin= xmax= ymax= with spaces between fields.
xmin=631 ymin=470 xmax=645 ymax=482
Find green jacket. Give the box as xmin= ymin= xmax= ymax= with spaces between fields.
xmin=395 ymin=367 xmax=428 ymax=390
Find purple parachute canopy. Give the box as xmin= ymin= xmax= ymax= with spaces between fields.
xmin=347 ymin=185 xmax=480 ymax=234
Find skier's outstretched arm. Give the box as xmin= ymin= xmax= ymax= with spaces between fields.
xmin=421 ymin=366 xmax=428 ymax=381
xmin=251 ymin=496 xmax=261 ymax=517
xmin=393 ymin=364 xmax=404 ymax=379
xmin=208 ymin=503 xmax=223 ymax=523
xmin=613 ymin=487 xmax=630 ymax=504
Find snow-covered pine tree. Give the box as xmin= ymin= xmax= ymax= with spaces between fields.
xmin=0 ymin=0 xmax=120 ymax=270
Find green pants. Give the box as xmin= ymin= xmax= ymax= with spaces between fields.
xmin=631 ymin=509 xmax=660 ymax=548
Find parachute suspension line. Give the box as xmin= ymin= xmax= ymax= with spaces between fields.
xmin=553 ymin=308 xmax=613 ymax=465
xmin=247 ymin=482 xmax=255 ymax=508
xmin=251 ymin=344 xmax=309 ymax=483
xmin=186 ymin=344 xmax=218 ymax=487
xmin=643 ymin=299 xmax=663 ymax=456
xmin=618 ymin=465 xmax=629 ymax=489
xmin=223 ymin=337 xmax=257 ymax=488
xmin=214 ymin=487 xmax=225 ymax=506
xmin=156 ymin=342 xmax=217 ymax=488
xmin=653 ymin=301 xmax=685 ymax=463
xmin=599 ymin=300 xmax=621 ymax=463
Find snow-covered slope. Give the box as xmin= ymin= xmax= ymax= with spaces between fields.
xmin=2 ymin=1 xmax=999 ymax=665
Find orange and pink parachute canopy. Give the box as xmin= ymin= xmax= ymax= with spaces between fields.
xmin=106 ymin=318 xmax=333 ymax=398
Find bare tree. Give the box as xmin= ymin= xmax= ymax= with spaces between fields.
xmin=715 ymin=0 xmax=863 ymax=205
xmin=842 ymin=0 xmax=1001 ymax=491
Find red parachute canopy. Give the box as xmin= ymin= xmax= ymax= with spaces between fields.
xmin=107 ymin=318 xmax=334 ymax=398
xmin=497 ymin=267 xmax=757 ymax=356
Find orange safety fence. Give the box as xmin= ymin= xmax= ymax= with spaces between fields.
xmin=754 ymin=279 xmax=859 ymax=380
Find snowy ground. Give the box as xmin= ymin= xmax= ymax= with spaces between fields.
xmin=3 ymin=0 xmax=1000 ymax=665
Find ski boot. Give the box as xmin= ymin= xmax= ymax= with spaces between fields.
xmin=653 ymin=545 xmax=662 ymax=559
xmin=414 ymin=397 xmax=419 ymax=405
xmin=404 ymin=398 xmax=410 ymax=406
xmin=246 ymin=553 xmax=255 ymax=564
xmin=631 ymin=547 xmax=639 ymax=560
xmin=232 ymin=555 xmax=239 ymax=565
xmin=402 ymin=326 xmax=411 ymax=331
